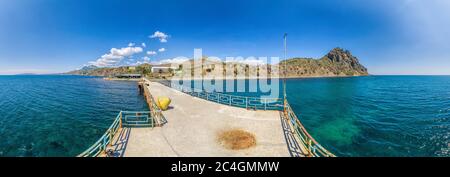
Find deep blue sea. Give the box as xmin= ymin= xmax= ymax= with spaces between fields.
xmin=0 ymin=75 xmax=148 ymax=156
xmin=0 ymin=75 xmax=448 ymax=156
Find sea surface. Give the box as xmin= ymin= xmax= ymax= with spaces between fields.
xmin=0 ymin=75 xmax=148 ymax=156
xmin=185 ymin=75 xmax=450 ymax=157
xmin=283 ymin=76 xmax=449 ymax=157
xmin=0 ymin=75 xmax=449 ymax=156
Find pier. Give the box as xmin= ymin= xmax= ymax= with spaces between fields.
xmin=79 ymin=78 xmax=335 ymax=157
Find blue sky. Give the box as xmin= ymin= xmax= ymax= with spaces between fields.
xmin=1 ymin=0 xmax=449 ymax=75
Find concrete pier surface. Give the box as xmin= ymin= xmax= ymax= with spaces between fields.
xmin=115 ymin=81 xmax=291 ymax=157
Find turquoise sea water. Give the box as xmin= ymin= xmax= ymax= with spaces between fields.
xmin=0 ymin=75 xmax=148 ymax=156
xmin=284 ymin=76 xmax=449 ymax=157
xmin=186 ymin=76 xmax=450 ymax=157
xmin=0 ymin=75 xmax=448 ymax=156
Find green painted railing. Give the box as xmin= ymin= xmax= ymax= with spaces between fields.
xmin=77 ymin=111 xmax=154 ymax=157
xmin=152 ymin=78 xmax=335 ymax=157
xmin=121 ymin=111 xmax=154 ymax=127
xmin=153 ymin=79 xmax=285 ymax=111
xmin=284 ymin=103 xmax=336 ymax=157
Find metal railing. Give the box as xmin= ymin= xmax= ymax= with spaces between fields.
xmin=141 ymin=80 xmax=168 ymax=126
xmin=79 ymin=78 xmax=169 ymax=157
xmin=284 ymin=103 xmax=336 ymax=157
xmin=77 ymin=111 xmax=156 ymax=157
xmin=121 ymin=111 xmax=154 ymax=127
xmin=151 ymin=78 xmax=335 ymax=157
xmin=153 ymin=79 xmax=285 ymax=111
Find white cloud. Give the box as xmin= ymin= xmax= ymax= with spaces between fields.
xmin=110 ymin=47 xmax=143 ymax=57
xmin=158 ymin=48 xmax=166 ymax=52
xmin=158 ymin=57 xmax=189 ymax=64
xmin=149 ymin=31 xmax=169 ymax=43
xmin=88 ymin=46 xmax=143 ymax=67
xmin=133 ymin=60 xmax=150 ymax=66
xmin=128 ymin=56 xmax=152 ymax=66
xmin=141 ymin=43 xmax=146 ymax=47
xmin=224 ymin=57 xmax=266 ymax=66
xmin=128 ymin=43 xmax=135 ymax=47
xmin=147 ymin=51 xmax=157 ymax=55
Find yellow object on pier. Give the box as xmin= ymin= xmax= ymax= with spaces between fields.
xmin=156 ymin=96 xmax=171 ymax=111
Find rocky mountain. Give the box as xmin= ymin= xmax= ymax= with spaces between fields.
xmin=79 ymin=65 xmax=98 ymax=71
xmin=278 ymin=48 xmax=368 ymax=77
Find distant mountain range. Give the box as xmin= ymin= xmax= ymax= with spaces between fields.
xmin=67 ymin=47 xmax=368 ymax=78
xmin=14 ymin=73 xmax=40 ymax=75
xmin=66 ymin=64 xmax=152 ymax=76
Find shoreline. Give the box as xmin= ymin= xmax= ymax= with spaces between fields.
xmin=152 ymin=74 xmax=371 ymax=81
xmin=103 ymin=77 xmax=141 ymax=81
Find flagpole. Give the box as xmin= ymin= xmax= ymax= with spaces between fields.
xmin=283 ymin=33 xmax=288 ymax=116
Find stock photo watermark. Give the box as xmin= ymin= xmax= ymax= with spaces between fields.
xmin=162 ymin=48 xmax=284 ymax=100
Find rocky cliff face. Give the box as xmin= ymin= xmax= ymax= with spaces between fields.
xmin=279 ymin=48 xmax=368 ymax=77
xmin=325 ymin=48 xmax=368 ymax=75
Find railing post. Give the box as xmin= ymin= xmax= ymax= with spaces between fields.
xmin=229 ymin=95 xmax=232 ymax=105
xmin=264 ymin=99 xmax=267 ymax=110
xmin=109 ymin=129 xmax=113 ymax=146
xmin=245 ymin=97 xmax=248 ymax=109
xmin=308 ymin=139 xmax=312 ymax=153
xmin=292 ymin=117 xmax=297 ymax=134
xmin=103 ymin=137 xmax=107 ymax=154
xmin=151 ymin=112 xmax=155 ymax=127
xmin=119 ymin=112 xmax=123 ymax=128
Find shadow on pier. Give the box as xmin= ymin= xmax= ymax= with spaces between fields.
xmin=105 ymin=128 xmax=131 ymax=157
xmin=280 ymin=112 xmax=307 ymax=157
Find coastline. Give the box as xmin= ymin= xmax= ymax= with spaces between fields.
xmin=103 ymin=77 xmax=141 ymax=81
xmin=62 ymin=74 xmax=372 ymax=82
xmin=159 ymin=74 xmax=370 ymax=81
